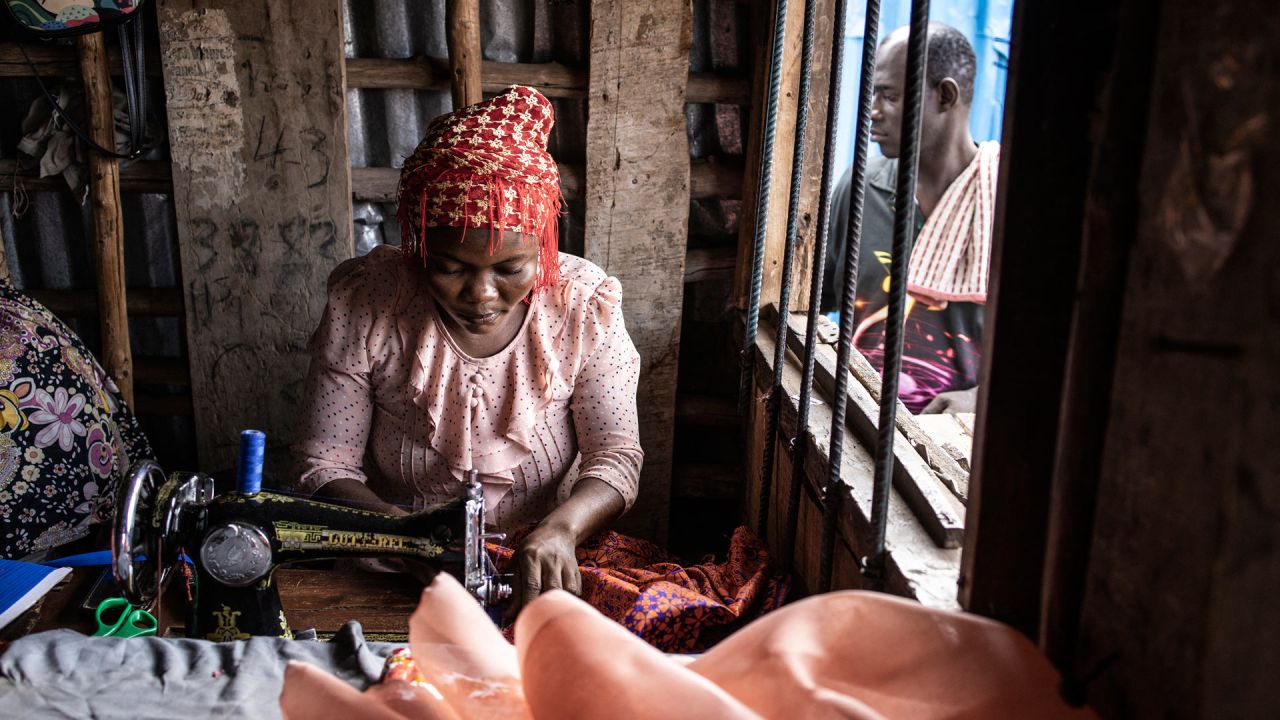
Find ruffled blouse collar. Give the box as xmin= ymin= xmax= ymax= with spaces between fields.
xmin=405 ymin=288 xmax=571 ymax=514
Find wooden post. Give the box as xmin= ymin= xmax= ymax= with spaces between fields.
xmin=157 ymin=0 xmax=353 ymax=472
xmin=729 ymin=0 xmax=836 ymax=314
xmin=584 ymin=0 xmax=693 ymax=542
xmin=76 ymin=32 xmax=134 ymax=406
xmin=445 ymin=0 xmax=482 ymax=108
xmin=1069 ymin=0 xmax=1280 ymax=715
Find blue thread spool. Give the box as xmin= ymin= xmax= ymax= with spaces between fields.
xmin=237 ymin=429 xmax=266 ymax=494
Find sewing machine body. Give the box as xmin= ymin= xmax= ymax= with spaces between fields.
xmin=113 ymin=460 xmax=510 ymax=641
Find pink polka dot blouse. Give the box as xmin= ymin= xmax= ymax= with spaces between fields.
xmin=292 ymin=245 xmax=643 ymax=532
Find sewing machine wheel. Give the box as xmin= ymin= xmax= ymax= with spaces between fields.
xmin=113 ymin=460 xmax=167 ymax=606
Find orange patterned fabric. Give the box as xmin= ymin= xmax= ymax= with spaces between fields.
xmin=381 ymin=647 xmax=426 ymax=686
xmin=396 ymin=85 xmax=562 ymax=292
xmin=491 ymin=526 xmax=790 ymax=653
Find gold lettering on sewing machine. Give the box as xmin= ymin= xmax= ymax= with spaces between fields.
xmin=274 ymin=521 xmax=325 ymax=549
xmin=206 ymin=604 xmax=251 ymax=642
xmin=273 ymin=521 xmax=444 ymax=558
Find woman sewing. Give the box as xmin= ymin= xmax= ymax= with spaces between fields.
xmin=294 ymin=86 xmax=782 ymax=649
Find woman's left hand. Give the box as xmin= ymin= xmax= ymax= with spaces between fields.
xmin=505 ymin=520 xmax=582 ymax=622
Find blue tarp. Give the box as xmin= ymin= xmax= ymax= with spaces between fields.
xmin=832 ymin=0 xmax=1015 ymax=172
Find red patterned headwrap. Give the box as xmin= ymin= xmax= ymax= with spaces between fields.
xmin=397 ymin=85 xmax=562 ymax=292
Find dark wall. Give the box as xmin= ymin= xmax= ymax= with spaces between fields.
xmin=968 ymin=0 xmax=1280 ymax=717
xmin=1072 ymin=1 xmax=1280 ymax=717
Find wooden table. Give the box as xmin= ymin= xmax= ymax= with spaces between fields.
xmin=276 ymin=568 xmax=422 ymax=640
xmin=1 ymin=566 xmax=424 ymax=653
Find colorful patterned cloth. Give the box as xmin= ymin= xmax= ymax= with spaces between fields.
xmin=397 ymin=85 xmax=563 ymax=293
xmin=486 ymin=526 xmax=785 ymax=653
xmin=3 ymin=0 xmax=141 ymax=35
xmin=0 ymin=279 xmax=154 ymax=559
xmin=375 ymin=526 xmax=790 ymax=696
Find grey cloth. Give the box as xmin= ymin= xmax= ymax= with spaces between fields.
xmin=0 ymin=622 xmax=400 ymax=719
xmin=15 ymin=84 xmax=156 ymax=202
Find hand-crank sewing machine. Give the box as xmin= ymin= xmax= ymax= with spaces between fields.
xmin=111 ymin=431 xmax=511 ymax=641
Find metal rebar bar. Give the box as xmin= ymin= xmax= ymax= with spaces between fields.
xmin=867 ymin=0 xmax=931 ymax=579
xmin=738 ymin=0 xmax=790 ymax=416
xmin=759 ymin=0 xmax=819 ymax=538
xmin=819 ymin=0 xmax=883 ymax=592
xmin=783 ymin=0 xmax=851 ymax=569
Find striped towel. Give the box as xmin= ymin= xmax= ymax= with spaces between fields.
xmin=907 ymin=141 xmax=1000 ymax=304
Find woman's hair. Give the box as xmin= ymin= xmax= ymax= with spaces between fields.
xmin=396 ymin=86 xmax=563 ymax=292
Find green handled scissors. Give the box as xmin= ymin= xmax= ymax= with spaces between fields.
xmin=92 ymin=597 xmax=158 ymax=638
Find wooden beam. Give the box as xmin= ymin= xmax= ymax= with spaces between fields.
xmin=343 ymin=56 xmax=750 ymax=105
xmin=157 ymin=0 xmax=354 ymax=471
xmin=0 ymin=159 xmax=173 ymax=194
xmin=0 ymin=42 xmax=748 ymax=104
xmin=749 ymin=311 xmax=961 ymax=605
xmin=797 ymin=313 xmax=971 ymax=499
xmin=351 ymin=157 xmax=741 ymax=204
xmin=444 ymin=0 xmax=482 ymax=108
xmin=845 ymin=351 xmax=971 ymax=501
xmin=27 ymin=288 xmax=184 ymax=316
xmin=77 ymin=32 xmax=133 ymax=407
xmin=584 ymin=0 xmax=693 ymax=542
xmin=687 ymin=72 xmax=752 ymax=106
xmin=731 ymin=0 xmax=836 ymax=313
xmin=1039 ymin=0 xmax=1158 ymax=689
xmin=778 ymin=308 xmax=966 ymax=548
xmin=959 ymin=0 xmax=1110 ymax=639
xmin=343 ymin=56 xmax=584 ymax=98
xmin=913 ymin=414 xmax=974 ymax=471
xmin=1069 ymin=1 xmax=1280 ymax=716
xmin=0 ymin=42 xmax=163 ymax=78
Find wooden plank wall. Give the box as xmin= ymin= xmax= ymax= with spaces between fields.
xmin=745 ymin=313 xmax=961 ymax=605
xmin=156 ymin=0 xmax=353 ymax=472
xmin=731 ymin=0 xmax=835 ymax=313
xmin=957 ymin=0 xmax=1114 ymax=635
xmin=583 ymin=0 xmax=693 ymax=542
xmin=1071 ymin=0 xmax=1280 ymax=716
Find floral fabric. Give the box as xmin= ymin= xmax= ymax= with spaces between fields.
xmin=3 ymin=0 xmax=142 ymax=35
xmin=0 ymin=279 xmax=153 ymax=559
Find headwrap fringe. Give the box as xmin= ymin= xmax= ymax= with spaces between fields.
xmin=397 ymin=168 xmax=562 ymax=292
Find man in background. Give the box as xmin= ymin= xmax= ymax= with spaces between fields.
xmin=822 ymin=23 xmax=998 ymax=415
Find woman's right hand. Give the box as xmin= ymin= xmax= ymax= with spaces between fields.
xmin=503 ymin=520 xmax=582 ymax=623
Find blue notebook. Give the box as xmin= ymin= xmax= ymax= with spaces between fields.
xmin=0 ymin=559 xmax=72 ymax=632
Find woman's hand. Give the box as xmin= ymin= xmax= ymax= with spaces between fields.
xmin=504 ymin=520 xmax=582 ymax=623
xmin=502 ymin=477 xmax=625 ymax=622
